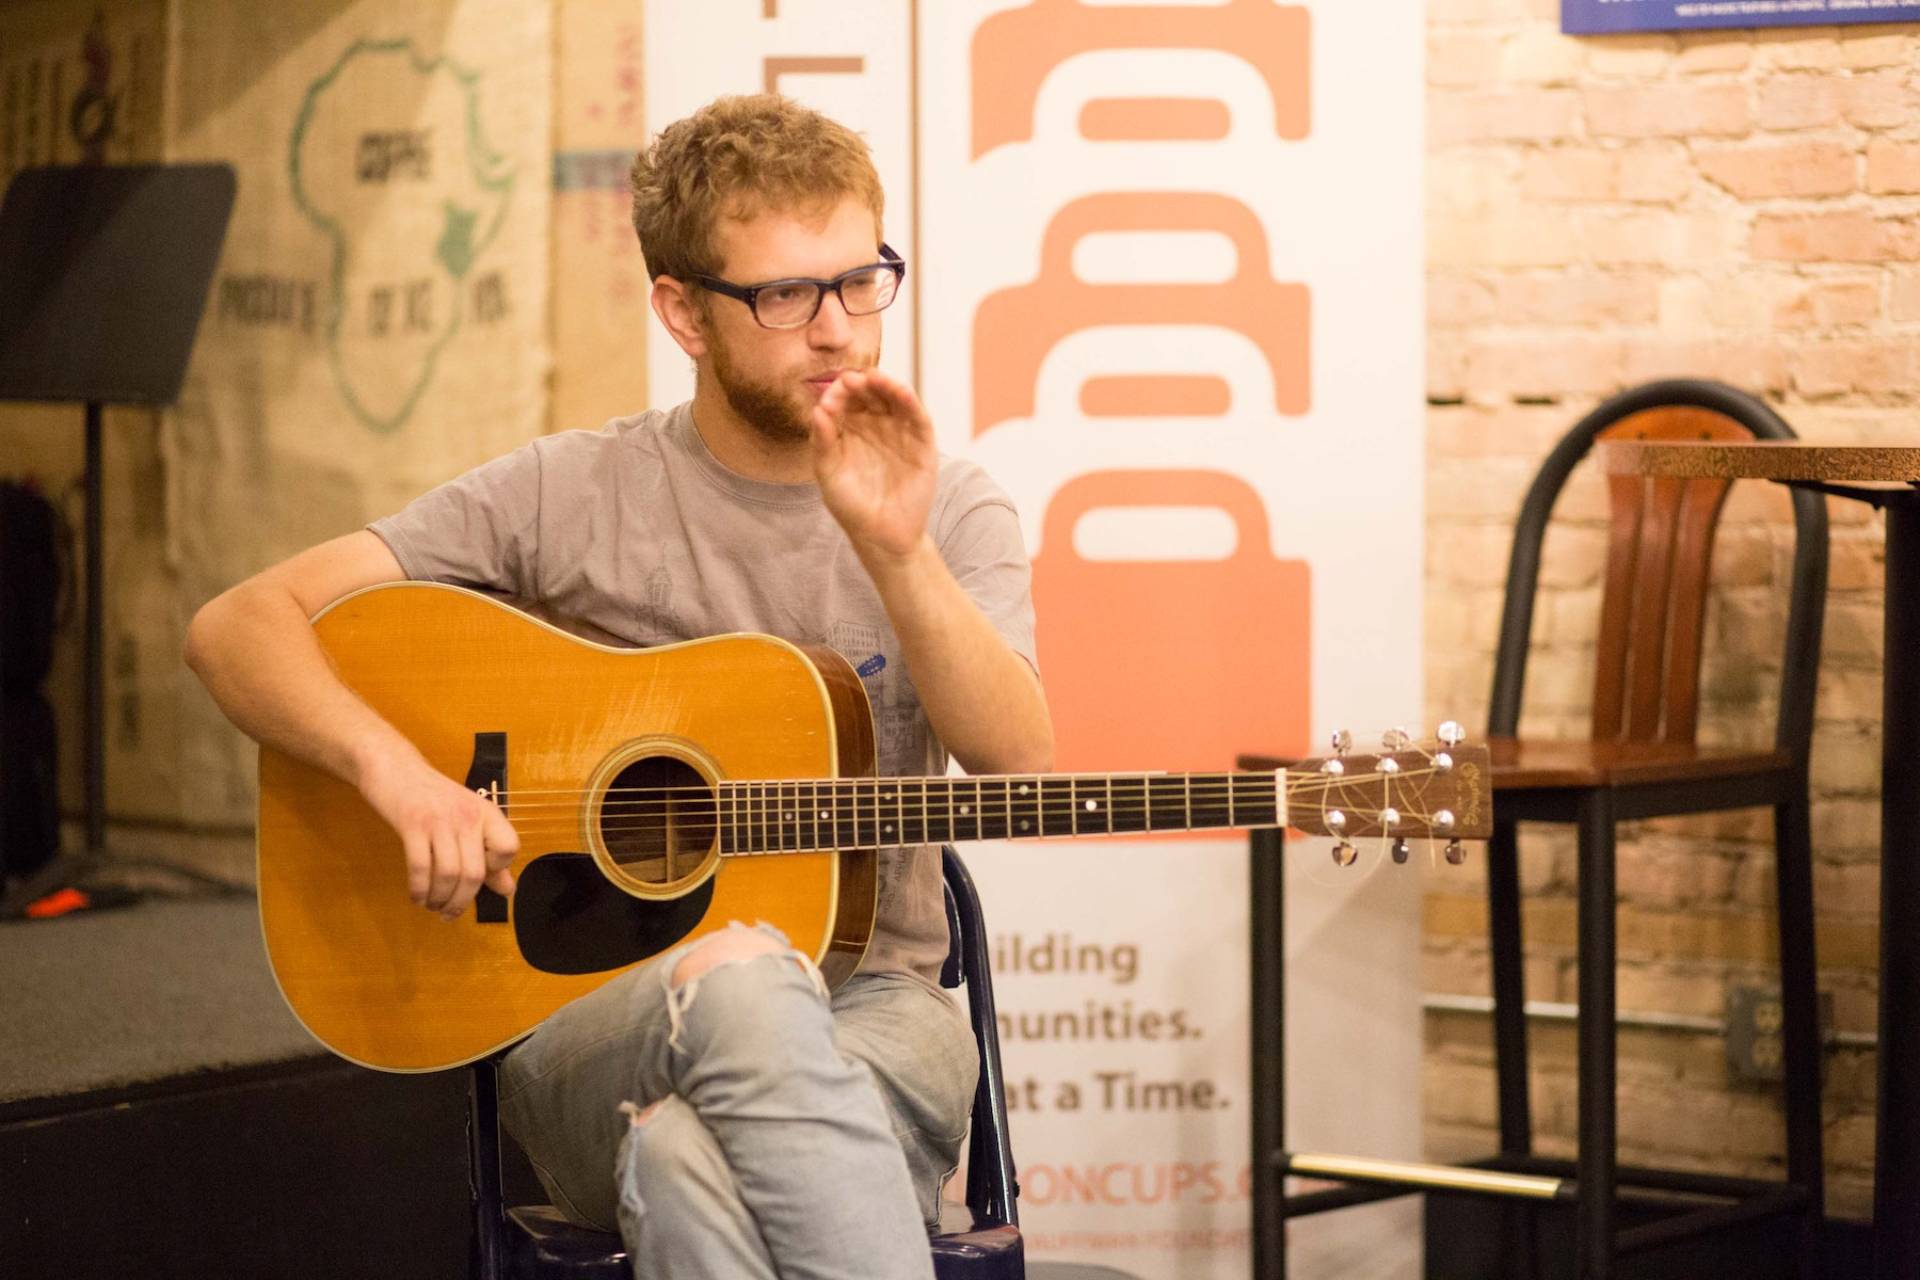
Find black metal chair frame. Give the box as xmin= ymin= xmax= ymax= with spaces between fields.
xmin=467 ymin=846 xmax=1021 ymax=1279
xmin=1251 ymin=380 xmax=1830 ymax=1278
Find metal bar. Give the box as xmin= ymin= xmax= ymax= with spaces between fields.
xmin=1424 ymin=991 xmax=1877 ymax=1048
xmin=84 ymin=399 xmax=104 ymax=854
xmin=1250 ymin=826 xmax=1287 ymax=1279
xmin=1615 ymin=1189 xmax=1809 ymax=1257
xmin=1875 ymin=495 xmax=1920 ymax=1280
xmin=1774 ymin=790 xmax=1826 ymax=1215
xmin=1576 ymin=788 xmax=1619 ymax=1279
xmin=467 ymin=1058 xmax=506 ymax=1280
xmin=1283 ymin=1153 xmax=1565 ymax=1201
xmin=1487 ymin=1154 xmax=1788 ymax=1201
xmin=1486 ymin=818 xmax=1533 ymax=1155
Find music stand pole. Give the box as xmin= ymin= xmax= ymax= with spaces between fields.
xmin=84 ymin=398 xmax=104 ymax=854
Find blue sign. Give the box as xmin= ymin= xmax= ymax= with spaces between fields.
xmin=1565 ymin=0 xmax=1920 ymax=32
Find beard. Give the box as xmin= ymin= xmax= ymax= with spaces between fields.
xmin=705 ymin=325 xmax=878 ymax=447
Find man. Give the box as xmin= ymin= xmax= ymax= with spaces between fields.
xmin=186 ymin=94 xmax=1053 ymax=1278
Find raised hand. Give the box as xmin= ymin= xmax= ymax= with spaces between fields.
xmin=809 ymin=367 xmax=937 ymax=561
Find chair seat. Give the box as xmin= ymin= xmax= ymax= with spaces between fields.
xmin=505 ymin=1205 xmax=625 ymax=1279
xmin=505 ymin=1202 xmax=1026 ymax=1279
xmin=931 ymin=1202 xmax=1024 ymax=1279
xmin=1485 ymin=736 xmax=1793 ymax=790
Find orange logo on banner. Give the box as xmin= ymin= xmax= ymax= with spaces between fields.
xmin=969 ymin=0 xmax=1310 ymax=158
xmin=1032 ymin=470 xmax=1310 ymax=782
xmin=972 ymin=191 xmax=1311 ymax=437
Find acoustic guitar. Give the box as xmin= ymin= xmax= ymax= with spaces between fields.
xmin=258 ymin=582 xmax=1491 ymax=1071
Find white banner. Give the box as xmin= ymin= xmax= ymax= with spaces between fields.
xmin=644 ymin=3 xmax=1424 ymax=1273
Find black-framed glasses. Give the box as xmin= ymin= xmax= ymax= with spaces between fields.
xmin=692 ymin=244 xmax=906 ymax=330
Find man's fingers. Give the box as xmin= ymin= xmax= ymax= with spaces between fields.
xmin=483 ymin=805 xmax=521 ymax=860
xmin=403 ymin=829 xmax=433 ymax=906
xmin=425 ymin=827 xmax=460 ymax=913
xmin=444 ymin=823 xmax=486 ymax=919
xmin=485 ymin=864 xmax=517 ymax=897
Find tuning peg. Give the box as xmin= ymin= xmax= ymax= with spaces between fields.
xmin=1382 ymin=727 xmax=1411 ymax=752
xmin=1323 ymin=757 xmax=1345 ymax=777
xmin=1444 ymin=839 xmax=1466 ymax=866
xmin=1325 ymin=809 xmax=1347 ymax=831
xmin=1391 ymin=838 xmax=1411 ymax=865
xmin=1433 ymin=809 xmax=1455 ymax=833
xmin=1438 ymin=720 xmax=1466 ymax=747
xmin=1380 ymin=807 xmax=1401 ymax=828
xmin=1434 ymin=751 xmax=1454 ymax=773
xmin=1379 ymin=757 xmax=1401 ymax=775
xmin=1331 ymin=729 xmax=1353 ymax=757
xmin=1331 ymin=841 xmax=1358 ymax=867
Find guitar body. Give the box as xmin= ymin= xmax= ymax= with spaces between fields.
xmin=258 ymin=583 xmax=877 ymax=1072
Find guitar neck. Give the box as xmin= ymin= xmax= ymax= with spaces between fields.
xmin=714 ymin=772 xmax=1281 ymax=855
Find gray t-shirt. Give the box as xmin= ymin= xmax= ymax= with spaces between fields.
xmin=368 ymin=400 xmax=1037 ymax=987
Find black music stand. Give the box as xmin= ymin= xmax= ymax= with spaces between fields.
xmin=0 ymin=164 xmax=235 ymax=909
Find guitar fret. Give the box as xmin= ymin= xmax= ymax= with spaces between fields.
xmin=1070 ymin=777 xmax=1080 ymax=837
xmin=1191 ymin=773 xmax=1234 ymax=829
xmin=1234 ymin=774 xmax=1279 ymax=829
xmin=835 ymin=779 xmax=857 ymax=850
xmin=1038 ymin=776 xmax=1073 ymax=838
xmin=977 ymin=777 xmax=1006 ymax=842
xmin=1147 ymin=775 xmax=1186 ymax=832
xmin=1106 ymin=773 xmax=1139 ymax=835
xmin=920 ymin=778 xmax=943 ymax=845
xmin=963 ymin=777 xmax=982 ymax=842
xmin=1012 ymin=777 xmax=1037 ymax=838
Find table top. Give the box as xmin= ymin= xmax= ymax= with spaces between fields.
xmin=1599 ymin=439 xmax=1920 ymax=485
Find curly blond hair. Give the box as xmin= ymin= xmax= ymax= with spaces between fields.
xmin=629 ymin=94 xmax=884 ymax=282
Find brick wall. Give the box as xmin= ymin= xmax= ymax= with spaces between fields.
xmin=1422 ymin=3 xmax=1918 ymax=1219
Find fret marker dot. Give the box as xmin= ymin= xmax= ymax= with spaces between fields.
xmin=1084 ymin=799 xmax=1097 ymax=812
xmin=1020 ymin=819 xmax=1030 ymax=830
xmin=960 ymin=804 xmax=971 ymax=815
xmin=884 ymin=823 xmax=894 ymax=834
xmin=784 ymin=811 xmax=793 ymax=821
xmin=818 ymin=809 xmax=830 ymax=820
xmin=1018 ymin=785 xmax=1030 ymax=795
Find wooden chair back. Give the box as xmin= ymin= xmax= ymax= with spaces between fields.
xmin=1485 ymin=379 xmax=1828 ymax=761
xmin=1591 ymin=407 xmax=1753 ymax=746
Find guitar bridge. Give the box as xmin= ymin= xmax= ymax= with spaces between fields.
xmin=464 ymin=731 xmax=509 ymax=923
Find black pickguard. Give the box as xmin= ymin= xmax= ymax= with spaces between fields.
xmin=512 ymin=852 xmax=714 ymax=976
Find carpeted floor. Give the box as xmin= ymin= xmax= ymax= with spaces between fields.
xmin=0 ymin=894 xmax=322 ymax=1105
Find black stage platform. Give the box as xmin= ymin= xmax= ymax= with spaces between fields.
xmin=0 ymin=894 xmax=536 ymax=1280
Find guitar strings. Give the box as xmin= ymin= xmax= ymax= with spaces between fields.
xmin=482 ymin=767 xmax=1456 ymax=849
xmin=494 ymin=764 xmax=1446 ymax=804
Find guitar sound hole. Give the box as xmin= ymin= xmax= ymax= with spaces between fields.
xmin=600 ymin=756 xmax=716 ymax=887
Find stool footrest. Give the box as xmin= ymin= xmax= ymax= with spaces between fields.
xmin=1283 ymin=1152 xmax=1569 ymax=1201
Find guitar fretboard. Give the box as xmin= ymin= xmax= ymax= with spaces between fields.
xmin=714 ymin=773 xmax=1282 ymax=855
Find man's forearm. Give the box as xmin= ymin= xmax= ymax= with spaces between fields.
xmin=857 ymin=534 xmax=1054 ymax=776
xmin=185 ymin=582 xmax=420 ymax=789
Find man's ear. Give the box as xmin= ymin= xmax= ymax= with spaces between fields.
xmin=650 ymin=276 xmax=709 ymax=359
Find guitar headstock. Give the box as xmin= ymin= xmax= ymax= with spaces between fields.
xmin=1282 ymin=724 xmax=1490 ymax=866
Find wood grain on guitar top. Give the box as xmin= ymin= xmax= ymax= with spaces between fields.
xmin=258 ymin=583 xmax=875 ymax=1072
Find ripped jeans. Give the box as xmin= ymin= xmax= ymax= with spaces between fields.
xmin=498 ymin=922 xmax=979 ymax=1280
